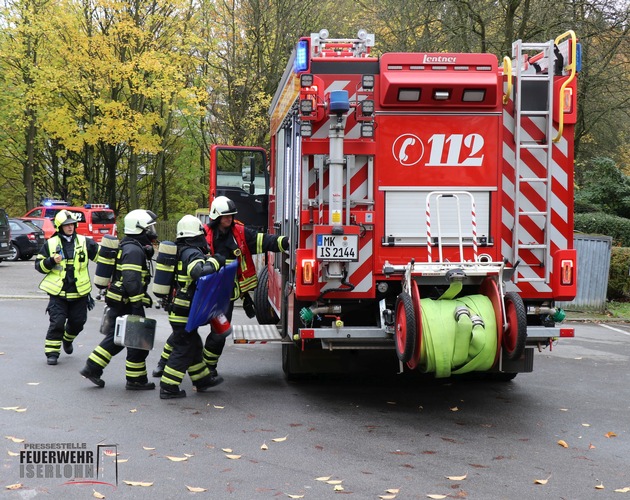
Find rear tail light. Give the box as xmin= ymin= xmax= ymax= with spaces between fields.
xmin=302 ymin=260 xmax=315 ymax=285
xmin=560 ymin=328 xmax=574 ymax=338
xmin=27 ymin=234 xmax=35 ymax=241
xmin=561 ymin=259 xmax=574 ymax=286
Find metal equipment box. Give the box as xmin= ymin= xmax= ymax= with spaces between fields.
xmin=114 ymin=315 xmax=156 ymax=350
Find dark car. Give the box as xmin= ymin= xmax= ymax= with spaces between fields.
xmin=0 ymin=209 xmax=11 ymax=262
xmin=7 ymin=218 xmax=46 ymax=261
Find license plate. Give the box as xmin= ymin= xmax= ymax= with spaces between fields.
xmin=316 ymin=234 xmax=359 ymax=261
xmin=100 ymin=228 xmax=109 ymax=233
xmin=0 ymin=242 xmax=6 ymax=247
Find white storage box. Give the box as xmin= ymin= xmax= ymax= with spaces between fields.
xmin=114 ymin=315 xmax=156 ymax=350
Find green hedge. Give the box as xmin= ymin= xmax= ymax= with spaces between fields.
xmin=608 ymin=247 xmax=630 ymax=300
xmin=574 ymin=212 xmax=630 ymax=247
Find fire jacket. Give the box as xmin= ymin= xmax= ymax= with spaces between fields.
xmin=36 ymin=233 xmax=98 ymax=299
xmin=205 ymin=221 xmax=288 ymax=299
xmin=104 ymin=237 xmax=152 ymax=316
xmin=168 ymin=244 xmax=223 ymax=324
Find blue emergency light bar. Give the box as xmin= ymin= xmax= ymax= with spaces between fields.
xmin=294 ymin=40 xmax=309 ymax=73
xmin=42 ymin=199 xmax=68 ymax=207
xmin=330 ymin=90 xmax=349 ymax=113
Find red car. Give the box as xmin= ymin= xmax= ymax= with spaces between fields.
xmin=20 ymin=216 xmax=56 ymax=239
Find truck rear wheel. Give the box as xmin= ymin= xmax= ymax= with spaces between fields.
xmin=503 ymin=292 xmax=527 ymax=361
xmin=395 ymin=292 xmax=416 ymax=363
xmin=255 ymin=266 xmax=279 ymax=325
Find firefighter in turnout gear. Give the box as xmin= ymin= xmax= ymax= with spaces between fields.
xmin=36 ymin=210 xmax=99 ymax=365
xmin=159 ymin=215 xmax=226 ymax=399
xmin=80 ymin=209 xmax=158 ymax=389
xmin=152 ymin=196 xmax=289 ymax=380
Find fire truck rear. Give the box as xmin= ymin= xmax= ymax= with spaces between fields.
xmin=225 ymin=29 xmax=580 ymax=380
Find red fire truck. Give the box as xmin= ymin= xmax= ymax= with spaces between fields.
xmin=211 ymin=29 xmax=580 ymax=380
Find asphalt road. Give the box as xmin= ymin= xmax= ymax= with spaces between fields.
xmin=1 ymin=259 xmax=629 ymax=499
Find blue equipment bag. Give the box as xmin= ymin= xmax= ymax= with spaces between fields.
xmin=186 ymin=260 xmax=238 ymax=332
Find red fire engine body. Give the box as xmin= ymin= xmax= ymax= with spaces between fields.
xmin=224 ymin=29 xmax=580 ymax=380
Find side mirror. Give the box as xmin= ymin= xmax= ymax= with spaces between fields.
xmin=242 ymin=182 xmax=255 ymax=195
xmin=241 ymin=156 xmax=255 ymax=182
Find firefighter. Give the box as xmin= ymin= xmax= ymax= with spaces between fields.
xmin=36 ymin=210 xmax=99 ymax=365
xmin=152 ymin=196 xmax=289 ymax=381
xmin=159 ymin=215 xmax=226 ymax=399
xmin=79 ymin=209 xmax=158 ymax=390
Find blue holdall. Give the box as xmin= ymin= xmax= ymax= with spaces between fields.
xmin=186 ymin=260 xmax=238 ymax=332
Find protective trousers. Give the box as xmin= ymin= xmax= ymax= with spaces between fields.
xmin=44 ymin=295 xmax=88 ymax=356
xmin=160 ymin=323 xmax=213 ymax=389
xmin=85 ymin=304 xmax=150 ymax=383
xmin=202 ymin=300 xmax=235 ymax=371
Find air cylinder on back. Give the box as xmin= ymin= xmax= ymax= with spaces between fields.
xmin=152 ymin=240 xmax=177 ymax=298
xmin=94 ymin=235 xmax=119 ymax=289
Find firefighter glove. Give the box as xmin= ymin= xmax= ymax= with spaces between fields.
xmin=87 ymin=295 xmax=95 ymax=311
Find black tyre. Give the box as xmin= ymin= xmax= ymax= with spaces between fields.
xmin=395 ymin=292 xmax=416 ymax=363
xmin=502 ymin=292 xmax=527 ymax=361
xmin=8 ymin=243 xmax=19 ymax=262
xmin=255 ymin=266 xmax=279 ymax=325
xmin=20 ymin=254 xmax=33 ymax=261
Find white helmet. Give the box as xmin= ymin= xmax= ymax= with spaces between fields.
xmin=124 ymin=209 xmax=157 ymax=235
xmin=209 ymin=196 xmax=237 ymax=220
xmin=176 ymin=215 xmax=205 ymax=239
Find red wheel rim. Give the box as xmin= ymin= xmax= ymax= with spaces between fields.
xmin=480 ymin=277 xmax=502 ymax=366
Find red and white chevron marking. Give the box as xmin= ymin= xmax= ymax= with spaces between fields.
xmin=502 ymin=98 xmax=572 ymax=297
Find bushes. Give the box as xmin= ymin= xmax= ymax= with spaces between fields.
xmin=574 ymin=212 xmax=630 ymax=247
xmin=608 ymin=247 xmax=630 ymax=300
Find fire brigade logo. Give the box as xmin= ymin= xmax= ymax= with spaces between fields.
xmin=392 ymin=134 xmax=424 ymax=166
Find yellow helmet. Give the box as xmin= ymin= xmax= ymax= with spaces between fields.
xmin=54 ymin=210 xmax=78 ymax=230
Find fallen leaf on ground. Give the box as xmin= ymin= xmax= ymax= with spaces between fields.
xmin=595 ymin=483 xmax=605 ymax=489
xmin=316 ymin=476 xmax=331 ymax=481
xmin=93 ymin=490 xmax=105 ymax=498
xmin=14 ymin=408 xmax=27 ymax=412
xmin=186 ymin=486 xmax=207 ymax=492
xmin=2 ymin=407 xmax=19 ymax=411
xmin=165 ymin=456 xmax=188 ymax=462
xmin=333 ymin=485 xmax=344 ymax=491
xmin=213 ymin=405 xmax=224 ymax=409
xmin=386 ymin=489 xmax=400 ymax=494
xmin=261 ymin=443 xmax=268 ymax=450
xmin=557 ymin=440 xmax=569 ymax=448
xmin=446 ymin=473 xmax=467 ymax=481
xmin=5 ymin=484 xmax=22 ymax=490
xmin=272 ymin=436 xmax=288 ymax=442
xmin=142 ymin=446 xmax=155 ymax=450
xmin=450 ymin=407 xmax=459 ymax=412
xmin=129 ymin=409 xmax=137 ymax=413
xmin=225 ymin=454 xmax=241 ymax=460
xmin=27 ymin=383 xmax=40 ymax=386
xmin=5 ymin=436 xmax=24 ymax=443
xmin=534 ymin=475 xmax=551 ymax=485
xmin=379 ymin=495 xmax=396 ymax=499
xmin=222 ymin=448 xmax=233 ymax=453
xmin=327 ymin=480 xmax=343 ymax=485
xmin=614 ymin=487 xmax=630 ymax=493
xmin=427 ymin=495 xmax=447 ymax=499
xmin=605 ymin=432 xmax=617 ymax=438
xmin=123 ymin=481 xmax=153 ymax=487
xmin=116 ymin=458 xmax=128 ymax=463
xmin=582 ymin=423 xmax=591 ymax=427
xmin=7 ymin=450 xmax=19 ymax=457
xmin=589 ymin=443 xmax=596 ymax=449
xmin=184 ymin=453 xmax=194 ymax=458
xmin=287 ymin=495 xmax=304 ymax=499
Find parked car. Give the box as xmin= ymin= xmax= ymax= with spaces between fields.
xmin=0 ymin=209 xmax=11 ymax=262
xmin=23 ymin=201 xmax=116 ymax=242
xmin=7 ymin=218 xmax=46 ymax=261
xmin=20 ymin=216 xmax=56 ymax=239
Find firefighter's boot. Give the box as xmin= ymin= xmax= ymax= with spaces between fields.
xmin=195 ymin=371 xmax=223 ymax=393
xmin=126 ymin=380 xmax=155 ymax=390
xmin=160 ymin=384 xmax=186 ymax=399
xmin=62 ymin=340 xmax=74 ymax=355
xmin=152 ymin=358 xmax=166 ymax=378
xmin=80 ymin=365 xmax=105 ymax=388
xmin=47 ymin=354 xmax=59 ymax=366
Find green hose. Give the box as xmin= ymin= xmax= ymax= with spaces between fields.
xmin=420 ymin=294 xmax=497 ymax=378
